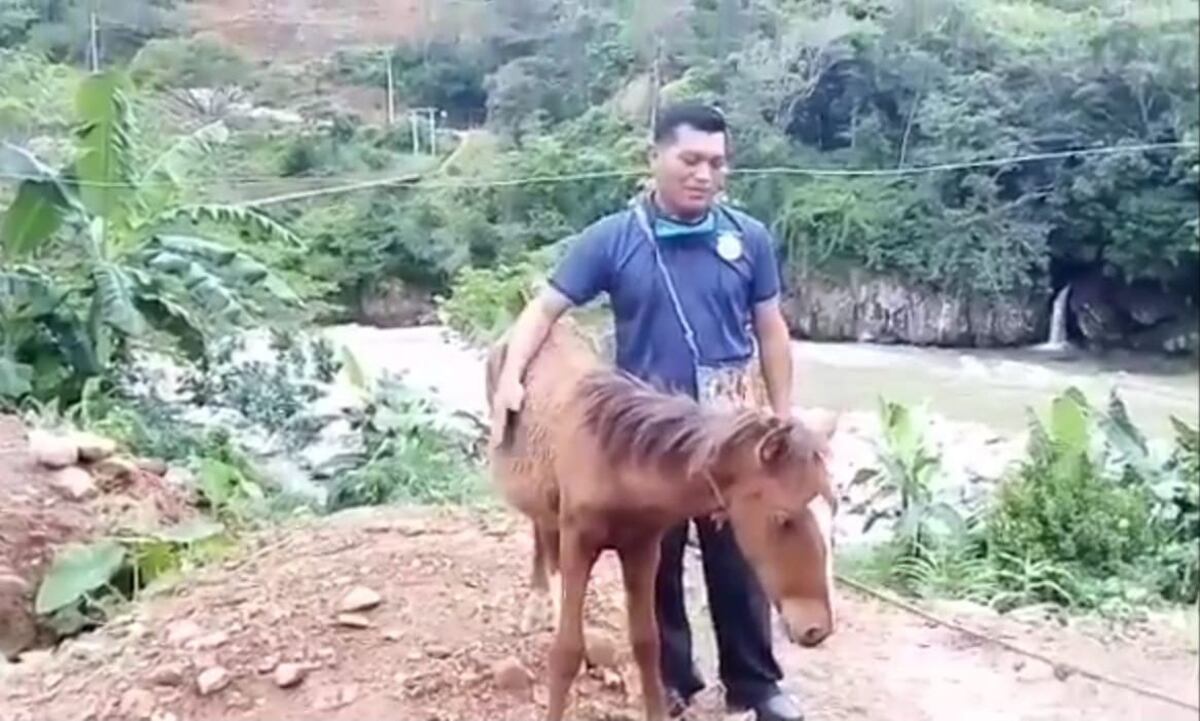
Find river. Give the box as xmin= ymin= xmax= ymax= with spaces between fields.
xmin=322 ymin=324 xmax=1198 ymax=439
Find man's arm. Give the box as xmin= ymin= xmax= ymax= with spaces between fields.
xmin=754 ymin=297 xmax=794 ymax=418
xmin=495 ymin=286 xmax=572 ymax=394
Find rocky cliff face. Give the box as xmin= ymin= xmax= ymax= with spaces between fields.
xmin=784 ymin=270 xmax=1050 ymax=347
xmin=1068 ymin=272 xmax=1199 ymax=355
xmin=355 ymin=279 xmax=438 ymax=328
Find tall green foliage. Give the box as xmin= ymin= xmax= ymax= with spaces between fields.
xmin=0 ymin=70 xmax=299 ymax=405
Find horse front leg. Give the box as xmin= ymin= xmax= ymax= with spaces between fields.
xmin=618 ymin=537 xmax=667 ymax=721
xmin=546 ymin=528 xmax=598 ymax=721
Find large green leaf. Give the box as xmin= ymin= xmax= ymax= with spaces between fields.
xmin=167 ymin=205 xmax=301 ymax=247
xmin=91 ymin=262 xmax=147 ymax=336
xmin=1 ymin=180 xmax=68 ymax=257
xmin=73 ymin=72 xmax=134 ymax=220
xmin=0 ymin=357 xmax=34 ymax=397
xmin=35 ymin=540 xmax=127 ymax=614
xmin=154 ymin=234 xmax=237 ymax=264
xmin=1050 ymin=388 xmax=1089 ymax=455
xmin=134 ymin=290 xmax=207 ymax=360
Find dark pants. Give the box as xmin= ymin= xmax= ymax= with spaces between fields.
xmin=656 ymin=517 xmax=783 ymax=709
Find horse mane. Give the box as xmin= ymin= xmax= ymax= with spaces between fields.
xmin=577 ymin=370 xmax=767 ymax=477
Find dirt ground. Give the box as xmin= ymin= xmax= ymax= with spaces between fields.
xmin=2 ymin=503 xmax=1197 ymax=721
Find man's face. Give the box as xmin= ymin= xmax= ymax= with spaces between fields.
xmin=651 ymin=124 xmax=728 ymax=218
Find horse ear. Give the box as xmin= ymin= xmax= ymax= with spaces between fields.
xmin=756 ymin=422 xmax=793 ymax=468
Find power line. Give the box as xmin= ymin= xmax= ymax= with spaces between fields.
xmin=2 ymin=141 xmax=1194 ymax=201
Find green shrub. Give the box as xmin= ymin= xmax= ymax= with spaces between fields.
xmin=326 ymin=376 xmax=484 ymax=511
xmin=129 ymin=35 xmax=251 ymax=89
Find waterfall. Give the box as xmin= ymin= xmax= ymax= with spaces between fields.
xmin=1035 ymin=285 xmax=1072 ymax=351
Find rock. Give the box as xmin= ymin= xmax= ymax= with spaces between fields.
xmin=786 ymin=269 xmax=1047 ymax=347
xmin=273 ymin=663 xmax=306 ymax=689
xmin=163 ymin=467 xmax=196 ymax=489
xmin=584 ymin=631 xmax=620 ymax=670
xmin=335 ymin=613 xmax=372 ymax=629
xmin=256 ymin=654 xmax=280 ymax=674
xmin=73 ymin=432 xmax=117 ymax=462
xmin=356 ymin=278 xmax=436 ymax=328
xmin=381 ymin=628 xmax=403 ymax=642
xmin=337 ymin=586 xmax=382 ymax=613
xmin=117 ymin=687 xmax=157 ymax=720
xmin=92 ymin=456 xmax=138 ymax=482
xmin=0 ymin=572 xmax=36 ymax=660
xmin=196 ymin=666 xmax=231 ymax=696
xmin=135 ymin=458 xmax=169 ymax=476
xmin=164 ymin=619 xmax=203 ymax=646
xmin=491 ymin=656 xmax=534 ymax=693
xmin=425 ymin=643 xmax=452 ymax=659
xmin=150 ymin=712 xmax=178 ymax=721
xmin=313 ymin=683 xmax=360 ymax=711
xmin=29 ymin=430 xmax=78 ymax=469
xmin=187 ymin=631 xmax=230 ymax=650
xmin=149 ymin=664 xmax=186 ymax=687
xmin=48 ymin=467 xmax=97 ymax=501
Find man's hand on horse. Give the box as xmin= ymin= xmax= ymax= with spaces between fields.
xmin=490 ymin=376 xmax=525 ymax=449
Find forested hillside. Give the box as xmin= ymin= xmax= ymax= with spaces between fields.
xmin=2 ymin=0 xmax=1198 ymax=416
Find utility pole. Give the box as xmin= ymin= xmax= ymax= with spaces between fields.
xmin=648 ymin=38 xmax=663 ymax=140
xmin=89 ymin=11 xmax=99 ymax=72
xmin=385 ymin=50 xmax=395 ymax=126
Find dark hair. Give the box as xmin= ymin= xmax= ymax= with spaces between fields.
xmin=653 ymin=103 xmax=727 ymax=145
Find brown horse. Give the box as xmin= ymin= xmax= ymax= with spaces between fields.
xmin=485 ymin=318 xmax=837 ymax=721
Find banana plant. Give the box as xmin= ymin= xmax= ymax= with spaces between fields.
xmin=0 ymin=71 xmax=300 ymax=402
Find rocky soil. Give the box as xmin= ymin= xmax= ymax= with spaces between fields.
xmin=0 ymin=416 xmax=195 ymax=660
xmin=2 ymin=503 xmax=1197 ymax=721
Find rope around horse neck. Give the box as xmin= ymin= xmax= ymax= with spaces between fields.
xmin=834 ymin=573 xmax=1200 ymax=713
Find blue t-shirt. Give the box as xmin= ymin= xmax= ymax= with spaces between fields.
xmin=548 ymin=199 xmax=782 ymax=398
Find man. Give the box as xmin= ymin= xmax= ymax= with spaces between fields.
xmin=491 ymin=103 xmax=804 ymax=721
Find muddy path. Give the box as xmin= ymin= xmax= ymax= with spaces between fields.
xmin=2 ymin=506 xmax=1196 ymax=721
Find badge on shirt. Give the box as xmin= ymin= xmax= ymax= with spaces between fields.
xmin=716 ymin=231 xmax=744 ymax=262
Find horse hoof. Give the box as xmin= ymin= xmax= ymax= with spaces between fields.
xmin=518 ymin=593 xmax=554 ymax=634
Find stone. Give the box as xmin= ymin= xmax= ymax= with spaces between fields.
xmin=313 ymin=683 xmax=360 ymax=711
xmin=273 ymin=663 xmax=306 ymax=689
xmin=29 ymin=430 xmax=78 ymax=469
xmin=196 ymin=666 xmax=231 ymax=696
xmin=117 ymin=686 xmax=157 ymax=719
xmin=164 ymin=619 xmax=203 ymax=646
xmin=117 ymin=687 xmax=157 ymax=720
xmin=187 ymin=631 xmax=230 ymax=651
xmin=73 ymin=432 xmax=117 ymax=462
xmin=0 ymin=573 xmax=35 ymax=660
xmin=92 ymin=456 xmax=138 ymax=481
xmin=150 ymin=713 xmax=178 ymax=721
xmin=163 ymin=467 xmax=196 ymax=489
xmin=256 ymin=654 xmax=280 ymax=674
xmin=135 ymin=458 xmax=169 ymax=476
xmin=149 ymin=664 xmax=186 ymax=687
xmin=337 ymin=586 xmax=382 ymax=613
xmin=491 ymin=656 xmax=533 ymax=693
xmin=336 ymin=613 xmax=372 ymax=629
xmin=425 ymin=643 xmax=452 ymax=659
xmin=584 ymin=631 xmax=620 ymax=670
xmin=48 ymin=467 xmax=97 ymax=501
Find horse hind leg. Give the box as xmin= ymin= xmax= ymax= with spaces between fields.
xmin=520 ymin=524 xmax=561 ymax=634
